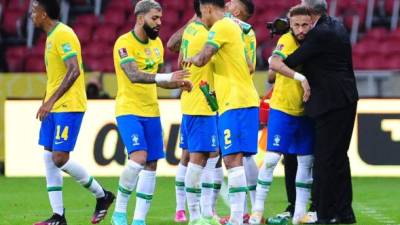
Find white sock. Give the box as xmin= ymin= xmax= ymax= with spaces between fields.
xmin=43 ymin=151 xmax=64 ymax=216
xmin=185 ymin=162 xmax=204 ymax=222
xmin=227 ymin=166 xmax=247 ymax=225
xmin=212 ymin=166 xmax=223 ymax=213
xmin=244 ymin=156 xmax=258 ymax=208
xmin=293 ymin=155 xmax=314 ymax=221
xmin=201 ymin=157 xmax=218 ymax=218
xmin=115 ymin=160 xmax=144 ymax=213
xmin=134 ymin=170 xmax=156 ymax=221
xmin=60 ymin=159 xmax=105 ymax=198
xmin=175 ymin=163 xmax=187 ymax=212
xmin=253 ymin=152 xmax=281 ymax=213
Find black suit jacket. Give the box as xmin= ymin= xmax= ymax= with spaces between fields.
xmin=284 ymin=14 xmax=359 ymax=118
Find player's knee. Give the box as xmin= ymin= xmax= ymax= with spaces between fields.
xmin=52 ymin=153 xmax=69 ymax=168
xmin=264 ymin=152 xmax=281 ymax=169
xmin=297 ymin=155 xmax=314 ymax=169
xmin=223 ymin=154 xmax=242 ymax=169
xmin=180 ymin=150 xmax=190 ymax=166
xmin=129 ymin=151 xmax=147 ymax=165
xmin=144 ymin=160 xmax=157 ymax=171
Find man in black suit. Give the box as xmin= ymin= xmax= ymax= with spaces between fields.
xmin=269 ymin=0 xmax=358 ymax=224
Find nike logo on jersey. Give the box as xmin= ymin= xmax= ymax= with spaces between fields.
xmin=224 ymin=144 xmax=232 ymax=149
xmin=55 ymin=141 xmax=64 ymax=145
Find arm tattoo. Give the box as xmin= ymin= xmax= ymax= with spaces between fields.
xmin=192 ymin=44 xmax=218 ymax=67
xmin=167 ymin=27 xmax=185 ymax=53
xmin=121 ymin=61 xmax=156 ymax=84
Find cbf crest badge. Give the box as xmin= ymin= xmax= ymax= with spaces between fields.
xmin=145 ymin=48 xmax=151 ymax=56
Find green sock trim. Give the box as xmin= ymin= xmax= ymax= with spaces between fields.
xmin=136 ymin=192 xmax=153 ymax=200
xmin=83 ymin=176 xmax=94 ymax=188
xmin=47 ymin=186 xmax=62 ymax=192
xmin=296 ymin=182 xmax=312 ymax=189
xmin=118 ymin=185 xmax=132 ymax=195
xmin=258 ymin=179 xmax=272 ymax=186
xmin=213 ymin=183 xmax=222 ymax=190
xmin=202 ymin=183 xmax=214 ymax=188
xmin=186 ymin=187 xmax=201 ymax=193
xmin=248 ymin=185 xmax=257 ymax=191
xmin=229 ymin=186 xmax=248 ymax=193
xmin=175 ymin=181 xmax=185 ymax=187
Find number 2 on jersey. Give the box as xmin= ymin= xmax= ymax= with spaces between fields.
xmin=56 ymin=125 xmax=69 ymax=141
xmin=224 ymin=129 xmax=232 ymax=145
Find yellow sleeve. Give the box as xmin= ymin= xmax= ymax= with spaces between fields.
xmin=206 ymin=20 xmax=228 ymax=50
xmin=56 ymin=31 xmax=78 ymax=61
xmin=114 ymin=38 xmax=136 ymax=66
xmin=273 ymin=33 xmax=294 ymax=60
xmin=158 ymin=38 xmax=164 ymax=65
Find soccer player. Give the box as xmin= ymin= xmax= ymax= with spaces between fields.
xmin=168 ymin=1 xmax=223 ymax=223
xmin=249 ymin=5 xmax=315 ymax=225
xmin=224 ymin=0 xmax=258 ymax=222
xmin=110 ymin=1 xmax=191 ymax=225
xmin=31 ymin=1 xmax=115 ymax=225
xmin=183 ymin=0 xmax=260 ymax=224
xmin=175 ymin=1 xmax=222 ymax=225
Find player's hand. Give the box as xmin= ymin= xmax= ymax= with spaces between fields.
xmin=171 ymin=69 xmax=190 ymax=82
xmin=181 ymin=58 xmax=193 ymax=68
xmin=36 ymin=100 xmax=55 ymax=121
xmin=180 ymin=80 xmax=193 ymax=92
xmin=301 ymin=79 xmax=311 ymax=102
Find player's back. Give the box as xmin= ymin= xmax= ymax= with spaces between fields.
xmin=181 ymin=21 xmax=215 ymax=116
xmin=270 ymin=32 xmax=305 ymax=116
xmin=45 ymin=22 xmax=86 ymax=112
xmin=207 ymin=17 xmax=259 ymax=115
xmin=113 ymin=31 xmax=164 ymax=117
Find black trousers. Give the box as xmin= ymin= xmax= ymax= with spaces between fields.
xmin=283 ymin=154 xmax=297 ymax=210
xmin=313 ymin=103 xmax=357 ymax=220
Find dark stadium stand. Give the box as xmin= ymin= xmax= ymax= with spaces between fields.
xmin=1 ymin=0 xmax=399 ymax=73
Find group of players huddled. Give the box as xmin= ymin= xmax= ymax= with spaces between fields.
xmin=31 ymin=0 xmax=317 ymax=225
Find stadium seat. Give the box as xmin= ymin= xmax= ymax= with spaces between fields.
xmin=103 ymin=10 xmax=126 ymax=28
xmin=2 ymin=9 xmax=25 ymax=35
xmin=5 ymin=46 xmax=26 ymax=72
xmin=6 ymin=0 xmax=29 ymax=11
xmin=72 ymin=24 xmax=92 ymax=44
xmin=364 ymin=27 xmax=390 ymax=41
xmin=92 ymin=26 xmax=117 ymax=44
xmin=83 ymin=42 xmax=108 ymax=59
xmin=25 ymin=57 xmax=45 ymax=72
xmin=74 ymin=14 xmax=100 ymax=27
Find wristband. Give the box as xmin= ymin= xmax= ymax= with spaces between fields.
xmin=155 ymin=73 xmax=173 ymax=83
xmin=294 ymin=72 xmax=306 ymax=81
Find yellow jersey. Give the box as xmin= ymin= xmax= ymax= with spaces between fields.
xmin=44 ymin=22 xmax=86 ymax=112
xmin=113 ymin=31 xmax=164 ymax=117
xmin=270 ymin=32 xmax=304 ymax=116
xmin=207 ymin=17 xmax=259 ymax=115
xmin=180 ymin=21 xmax=215 ymax=116
xmin=244 ymin=28 xmax=257 ymax=71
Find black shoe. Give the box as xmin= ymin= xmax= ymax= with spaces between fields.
xmin=91 ymin=189 xmax=115 ymax=224
xmin=33 ymin=213 xmax=67 ymax=225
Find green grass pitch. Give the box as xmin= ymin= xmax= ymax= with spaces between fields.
xmin=0 ymin=177 xmax=399 ymax=225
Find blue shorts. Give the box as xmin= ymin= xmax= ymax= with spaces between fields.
xmin=116 ymin=115 xmax=164 ymax=162
xmin=218 ymin=107 xmax=259 ymax=157
xmin=267 ymin=108 xmax=314 ymax=155
xmin=179 ymin=115 xmax=218 ymax=153
xmin=39 ymin=112 xmax=84 ymax=152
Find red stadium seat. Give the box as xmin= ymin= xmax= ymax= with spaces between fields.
xmin=25 ymin=57 xmax=45 ymax=72
xmin=85 ymin=57 xmax=103 ymax=72
xmin=7 ymin=0 xmax=29 ymax=11
xmin=103 ymin=11 xmax=126 ymax=28
xmin=72 ymin=24 xmax=92 ymax=44
xmin=6 ymin=46 xmax=26 ymax=72
xmin=83 ymin=42 xmax=108 ymax=59
xmin=364 ymin=27 xmax=389 ymax=41
xmin=92 ymin=26 xmax=117 ymax=44
xmin=2 ymin=9 xmax=25 ymax=35
xmin=74 ymin=14 xmax=100 ymax=28
xmin=30 ymin=41 xmax=45 ymax=58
